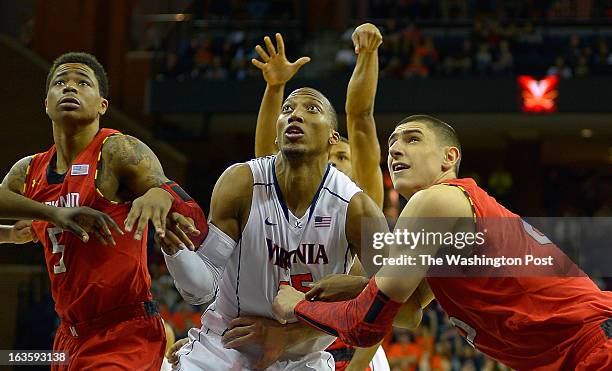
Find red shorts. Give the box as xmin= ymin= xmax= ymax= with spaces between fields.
xmin=51 ymin=313 xmax=165 ymax=370
xmin=576 ymin=339 xmax=612 ymax=371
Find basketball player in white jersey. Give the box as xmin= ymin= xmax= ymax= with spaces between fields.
xmin=158 ymin=86 xmax=420 ymax=370
xmin=250 ymin=26 xmax=389 ymax=371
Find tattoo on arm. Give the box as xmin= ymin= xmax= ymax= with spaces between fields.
xmin=103 ymin=135 xmax=169 ymax=197
xmin=1 ymin=156 xmax=33 ymax=195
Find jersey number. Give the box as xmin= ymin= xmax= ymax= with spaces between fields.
xmin=47 ymin=227 xmax=66 ymax=274
xmin=449 ymin=316 xmax=477 ymax=347
xmin=280 ymin=273 xmax=313 ymax=293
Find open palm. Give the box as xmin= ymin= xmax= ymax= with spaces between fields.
xmin=251 ymin=33 xmax=310 ymax=86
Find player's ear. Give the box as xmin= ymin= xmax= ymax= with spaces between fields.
xmin=44 ymin=98 xmax=48 ymax=113
xmin=98 ymin=98 xmax=108 ymax=116
xmin=328 ymin=130 xmax=340 ymax=145
xmin=441 ymin=146 xmax=460 ymax=172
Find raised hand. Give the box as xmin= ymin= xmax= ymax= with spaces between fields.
xmin=351 ymin=23 xmax=383 ymax=54
xmin=251 ymin=33 xmax=310 ymax=87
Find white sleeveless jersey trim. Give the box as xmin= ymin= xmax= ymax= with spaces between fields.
xmin=205 ymin=156 xmax=361 ymax=356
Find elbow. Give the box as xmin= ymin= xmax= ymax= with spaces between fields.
xmin=393 ymin=307 xmax=423 ymax=330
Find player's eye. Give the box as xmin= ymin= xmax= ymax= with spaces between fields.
xmin=54 ymin=80 xmax=65 ymax=86
xmin=408 ymin=137 xmax=419 ymax=143
xmin=282 ymin=105 xmax=292 ymax=113
xmin=339 ymin=155 xmax=348 ymax=161
xmin=307 ymin=105 xmax=321 ymax=113
xmin=79 ymin=80 xmax=91 ymax=86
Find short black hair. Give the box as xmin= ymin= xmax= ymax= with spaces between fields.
xmin=396 ymin=114 xmax=462 ymax=174
xmin=46 ymin=52 xmax=108 ymax=98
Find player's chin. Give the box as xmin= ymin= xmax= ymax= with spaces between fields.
xmin=280 ymin=144 xmax=308 ymax=158
xmin=394 ymin=178 xmax=418 ymax=196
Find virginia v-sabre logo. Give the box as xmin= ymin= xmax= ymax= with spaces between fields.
xmin=266 ymin=238 xmax=329 ymax=269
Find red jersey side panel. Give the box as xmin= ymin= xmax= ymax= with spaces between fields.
xmin=426 ymin=178 xmax=612 ymax=370
xmin=24 ymin=129 xmax=152 ymax=324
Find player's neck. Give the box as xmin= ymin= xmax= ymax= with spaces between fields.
xmin=52 ymin=120 xmax=99 ymax=173
xmin=275 ymin=155 xmax=329 ymax=218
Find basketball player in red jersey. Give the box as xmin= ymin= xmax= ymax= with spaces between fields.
xmin=274 ymin=115 xmax=612 ymax=370
xmin=248 ymin=26 xmax=388 ymax=371
xmin=1 ymin=52 xmax=207 ymax=370
xmin=0 ymin=187 xmax=120 ymax=244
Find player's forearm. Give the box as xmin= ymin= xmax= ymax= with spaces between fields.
xmin=163 ymin=224 xmax=235 ymax=303
xmin=0 ymin=187 xmax=55 ymax=221
xmin=284 ymin=321 xmax=332 ymax=347
xmin=163 ymin=248 xmax=220 ymax=304
xmin=294 ymin=278 xmax=402 ymax=347
xmin=346 ymin=341 xmax=382 ymax=371
xmin=346 ymin=51 xmax=378 ymax=118
xmin=255 ymin=83 xmax=284 ymax=157
xmin=159 ymin=181 xmax=208 ymax=246
xmin=393 ymin=295 xmax=423 ymax=329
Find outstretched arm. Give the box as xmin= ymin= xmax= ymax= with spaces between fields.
xmin=0 ymin=157 xmax=121 ymax=244
xmin=346 ymin=23 xmax=384 ymax=207
xmin=253 ymin=33 xmax=310 ymax=157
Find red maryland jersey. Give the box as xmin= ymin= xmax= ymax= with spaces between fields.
xmin=426 ymin=178 xmax=612 ymax=370
xmin=24 ymin=128 xmax=153 ymax=324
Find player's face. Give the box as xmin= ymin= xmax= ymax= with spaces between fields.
xmin=276 ymin=90 xmax=338 ymax=159
xmin=387 ymin=122 xmax=446 ymax=198
xmin=329 ymin=141 xmax=352 ymax=177
xmin=45 ymin=63 xmax=108 ymax=125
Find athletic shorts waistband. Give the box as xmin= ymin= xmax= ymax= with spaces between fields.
xmin=60 ymin=300 xmax=160 ymax=339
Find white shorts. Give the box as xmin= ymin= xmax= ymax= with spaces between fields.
xmin=174 ymin=312 xmax=335 ymax=371
xmin=369 ymin=346 xmax=390 ymax=371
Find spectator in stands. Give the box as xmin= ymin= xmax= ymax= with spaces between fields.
xmin=575 ymin=55 xmax=590 ymax=77
xmin=566 ymin=34 xmax=582 ymax=67
xmin=415 ymin=36 xmax=439 ymax=70
xmin=405 ymin=53 xmax=429 ymax=78
xmin=204 ymin=56 xmax=228 ymax=79
xmin=443 ymin=38 xmax=473 ymax=75
xmin=517 ymin=22 xmax=542 ymax=45
xmin=493 ymin=40 xmax=514 ymax=74
xmin=547 ymin=56 xmax=572 ymax=78
xmin=594 ymin=39 xmax=612 ymax=74
xmin=475 ymin=43 xmax=492 ymax=73
xmin=388 ymin=330 xmax=422 ymax=371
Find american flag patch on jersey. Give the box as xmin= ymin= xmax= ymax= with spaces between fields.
xmin=71 ymin=164 xmax=89 ymax=176
xmin=314 ymin=216 xmax=332 ymax=228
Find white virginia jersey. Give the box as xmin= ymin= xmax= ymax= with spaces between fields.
xmin=206 ymin=156 xmax=362 ymax=357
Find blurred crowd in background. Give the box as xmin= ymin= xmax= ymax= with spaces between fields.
xmin=103 ymin=0 xmax=612 ymax=81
